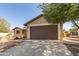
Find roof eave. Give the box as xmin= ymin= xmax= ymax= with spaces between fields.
xmin=24 ymin=14 xmax=43 ymax=26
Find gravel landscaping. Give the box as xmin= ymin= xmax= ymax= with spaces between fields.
xmin=0 ymin=39 xmax=24 ymax=52
xmin=63 ymin=41 xmax=79 ymax=56
xmin=0 ymin=40 xmax=72 ymax=56
xmin=63 ymin=37 xmax=79 ymax=56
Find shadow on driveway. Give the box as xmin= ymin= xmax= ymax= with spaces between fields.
xmin=64 ymin=43 xmax=79 ymax=56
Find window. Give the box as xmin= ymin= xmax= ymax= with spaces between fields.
xmin=16 ymin=30 xmax=20 ymax=34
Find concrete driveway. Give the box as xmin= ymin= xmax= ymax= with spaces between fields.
xmin=0 ymin=40 xmax=72 ymax=56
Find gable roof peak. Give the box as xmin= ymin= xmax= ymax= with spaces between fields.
xmin=24 ymin=14 xmax=43 ymax=26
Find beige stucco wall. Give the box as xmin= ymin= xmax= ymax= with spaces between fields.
xmin=28 ymin=17 xmax=50 ymax=26
xmin=26 ymin=16 xmax=60 ymax=40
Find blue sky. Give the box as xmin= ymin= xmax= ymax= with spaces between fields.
xmin=0 ymin=3 xmax=72 ymax=30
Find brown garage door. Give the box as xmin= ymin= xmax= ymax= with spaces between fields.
xmin=30 ymin=25 xmax=58 ymax=40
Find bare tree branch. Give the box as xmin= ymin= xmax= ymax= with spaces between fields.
xmin=72 ymin=19 xmax=79 ymax=28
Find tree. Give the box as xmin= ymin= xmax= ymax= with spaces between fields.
xmin=0 ymin=17 xmax=10 ymax=33
xmin=41 ymin=3 xmax=79 ymax=41
xmin=63 ymin=30 xmax=71 ymax=37
xmin=72 ymin=21 xmax=79 ymax=29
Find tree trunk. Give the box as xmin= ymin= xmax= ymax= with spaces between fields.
xmin=60 ymin=22 xmax=63 ymax=41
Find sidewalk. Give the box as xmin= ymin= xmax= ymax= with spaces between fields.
xmin=63 ymin=37 xmax=79 ymax=44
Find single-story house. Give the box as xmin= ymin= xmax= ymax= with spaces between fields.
xmin=13 ymin=27 xmax=27 ymax=39
xmin=24 ymin=14 xmax=61 ymax=40
xmin=70 ymin=29 xmax=79 ymax=37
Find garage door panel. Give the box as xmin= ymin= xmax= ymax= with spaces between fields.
xmin=30 ymin=25 xmax=58 ymax=39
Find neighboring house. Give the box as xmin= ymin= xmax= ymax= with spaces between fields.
xmin=70 ymin=29 xmax=79 ymax=36
xmin=13 ymin=27 xmax=27 ymax=39
xmin=24 ymin=14 xmax=61 ymax=40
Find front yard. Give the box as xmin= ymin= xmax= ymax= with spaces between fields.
xmin=0 ymin=40 xmax=72 ymax=56
xmin=0 ymin=38 xmax=79 ymax=56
